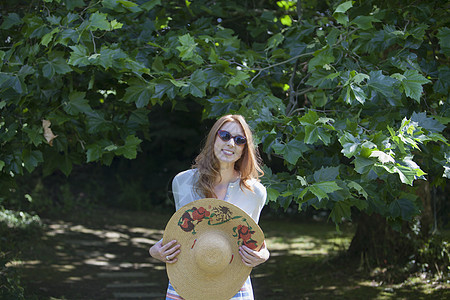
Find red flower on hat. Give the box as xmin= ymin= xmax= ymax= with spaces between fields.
xmin=234 ymin=224 xmax=258 ymax=249
xmin=237 ymin=225 xmax=254 ymax=242
xmin=243 ymin=239 xmax=258 ymax=250
xmin=180 ymin=211 xmax=194 ymax=232
xmin=192 ymin=207 xmax=211 ymax=221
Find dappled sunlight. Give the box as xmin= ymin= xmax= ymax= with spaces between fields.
xmin=264 ymin=224 xmax=353 ymax=257
xmin=9 ymin=211 xmax=448 ymax=300
xmin=6 ymin=260 xmax=41 ymax=267
xmin=49 ymin=264 xmax=76 ymax=272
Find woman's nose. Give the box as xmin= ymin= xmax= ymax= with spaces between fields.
xmin=227 ymin=138 xmax=235 ymax=146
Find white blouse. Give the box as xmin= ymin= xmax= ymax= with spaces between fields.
xmin=172 ymin=169 xmax=267 ymax=223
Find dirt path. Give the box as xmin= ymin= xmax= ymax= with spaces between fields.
xmin=15 ymin=208 xmax=171 ymax=299
xmin=10 ymin=207 xmax=449 ymax=299
xmin=14 ymin=207 xmax=336 ymax=299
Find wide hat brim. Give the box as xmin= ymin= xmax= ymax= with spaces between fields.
xmin=163 ymin=198 xmax=265 ymax=300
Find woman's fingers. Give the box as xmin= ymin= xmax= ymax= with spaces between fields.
xmin=239 ymin=246 xmax=258 ymax=266
xmin=239 ymin=245 xmax=269 ymax=267
xmin=160 ymin=240 xmax=181 ymax=263
xmin=161 ymin=239 xmax=178 ymax=251
xmin=165 ymin=246 xmax=181 ymax=259
xmin=165 ymin=249 xmax=181 ymax=264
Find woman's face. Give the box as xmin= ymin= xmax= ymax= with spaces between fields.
xmin=214 ymin=121 xmax=246 ymax=168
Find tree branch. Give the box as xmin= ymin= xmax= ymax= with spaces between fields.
xmin=249 ymin=51 xmax=314 ymax=84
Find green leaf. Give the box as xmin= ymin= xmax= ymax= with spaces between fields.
xmin=308 ymin=46 xmax=335 ymax=72
xmin=22 ymin=125 xmax=43 ymax=146
xmin=266 ymin=187 xmax=280 ymax=202
xmin=389 ymin=198 xmax=418 ymax=221
xmin=347 ymin=181 xmax=368 ymax=199
xmin=333 ymin=1 xmax=352 ymax=26
xmin=313 ymin=166 xmax=339 ymax=182
xmin=284 ymin=139 xmax=308 ymax=165
xmin=326 ymin=28 xmax=341 ymax=45
xmin=141 ymin=0 xmax=161 ymax=11
xmin=115 ymin=135 xmax=142 ymax=159
xmin=334 ymin=1 xmax=353 ymax=13
xmin=41 ymin=28 xmax=59 ymax=46
xmin=123 ymin=79 xmax=153 ymax=108
xmin=184 ymin=69 xmax=207 ymax=97
xmin=226 ymin=71 xmax=250 ymax=87
xmin=89 ymin=12 xmax=110 ymax=31
xmin=68 ymin=45 xmax=89 ymax=67
xmin=339 ymin=132 xmax=359 ymax=158
xmin=0 ymin=160 xmax=4 ymax=171
xmin=437 ymin=27 xmax=450 ymax=56
xmin=377 ymin=164 xmax=420 ymax=186
xmin=353 ymin=157 xmax=377 ymax=174
xmin=86 ymin=111 xmax=114 ymax=133
xmin=367 ymin=70 xmax=397 ymax=100
xmin=334 ymin=13 xmax=349 ymax=26
xmin=329 ymin=200 xmax=351 ymax=223
xmin=280 ymin=15 xmax=292 ymax=26
xmin=266 ymin=33 xmax=284 ymax=50
xmin=43 ymin=54 xmax=72 ymax=79
xmin=299 ymin=110 xmax=319 ymax=125
xmin=309 ymin=181 xmax=342 ymax=201
xmin=272 ymin=139 xmax=309 ymax=165
xmin=344 ymin=83 xmax=366 ymax=104
xmin=63 ymin=0 xmax=85 ymax=10
xmin=177 ymin=34 xmax=203 ymax=64
xmin=153 ymin=81 xmax=176 ymax=101
xmin=0 ymin=13 xmax=23 ymax=29
xmin=63 ymin=91 xmax=92 ymax=115
xmin=117 ymin=0 xmax=138 ymax=8
xmin=22 ymin=150 xmax=44 ymax=173
xmin=369 ymin=150 xmax=395 ymax=164
xmin=410 ymin=112 xmax=445 ymax=133
xmin=60 ymin=154 xmax=73 ymax=177
xmin=350 ymin=15 xmax=381 ymax=30
xmin=399 ymin=70 xmax=431 ymax=102
xmin=86 ymin=144 xmax=102 ymax=162
xmin=127 ymin=109 xmax=150 ymax=129
xmin=0 ymin=73 xmax=25 ymax=94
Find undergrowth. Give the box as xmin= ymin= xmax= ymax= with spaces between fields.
xmin=0 ymin=209 xmax=42 ymax=300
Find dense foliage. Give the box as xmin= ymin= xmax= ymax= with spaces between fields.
xmin=1 ymin=0 xmax=448 ymax=225
xmin=0 ymin=1 xmax=449 ymax=297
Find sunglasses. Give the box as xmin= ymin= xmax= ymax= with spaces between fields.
xmin=217 ymin=130 xmax=247 ymax=145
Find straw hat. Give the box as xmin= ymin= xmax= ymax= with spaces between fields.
xmin=162 ymin=198 xmax=265 ymax=300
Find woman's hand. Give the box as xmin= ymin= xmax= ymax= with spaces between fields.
xmin=149 ymin=239 xmax=181 ymax=264
xmin=238 ymin=240 xmax=270 ymax=267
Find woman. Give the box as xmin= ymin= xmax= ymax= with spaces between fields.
xmin=149 ymin=114 xmax=270 ymax=299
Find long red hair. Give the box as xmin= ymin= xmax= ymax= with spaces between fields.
xmin=193 ymin=114 xmax=264 ymax=198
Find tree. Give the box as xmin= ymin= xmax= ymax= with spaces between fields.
xmin=1 ymin=0 xmax=449 ymax=271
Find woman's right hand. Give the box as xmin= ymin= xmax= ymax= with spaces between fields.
xmin=149 ymin=239 xmax=181 ymax=264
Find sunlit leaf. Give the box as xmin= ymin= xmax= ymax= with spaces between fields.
xmin=398 ymin=70 xmax=431 ymax=102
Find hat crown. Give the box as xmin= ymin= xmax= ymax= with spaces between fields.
xmin=194 ymin=231 xmax=231 ymax=274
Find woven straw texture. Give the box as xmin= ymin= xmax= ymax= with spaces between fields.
xmin=163 ymin=198 xmax=264 ymax=300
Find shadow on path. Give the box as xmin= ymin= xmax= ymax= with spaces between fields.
xmin=9 ymin=208 xmax=450 ymax=300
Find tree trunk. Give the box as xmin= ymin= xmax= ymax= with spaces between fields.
xmin=416 ymin=180 xmax=433 ymax=236
xmin=347 ymin=212 xmax=414 ymax=268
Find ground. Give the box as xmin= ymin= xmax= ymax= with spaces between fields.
xmin=8 ymin=207 xmax=450 ymax=300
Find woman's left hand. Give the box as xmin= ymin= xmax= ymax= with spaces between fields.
xmin=238 ymin=240 xmax=270 ymax=267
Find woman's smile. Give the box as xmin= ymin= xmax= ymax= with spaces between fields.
xmin=222 ymin=149 xmax=234 ymax=155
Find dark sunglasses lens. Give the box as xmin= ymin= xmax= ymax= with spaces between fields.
xmin=218 ymin=130 xmax=231 ymax=141
xmin=235 ymin=136 xmax=246 ymax=145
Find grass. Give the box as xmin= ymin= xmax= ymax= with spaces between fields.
xmin=3 ymin=207 xmax=450 ymax=299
